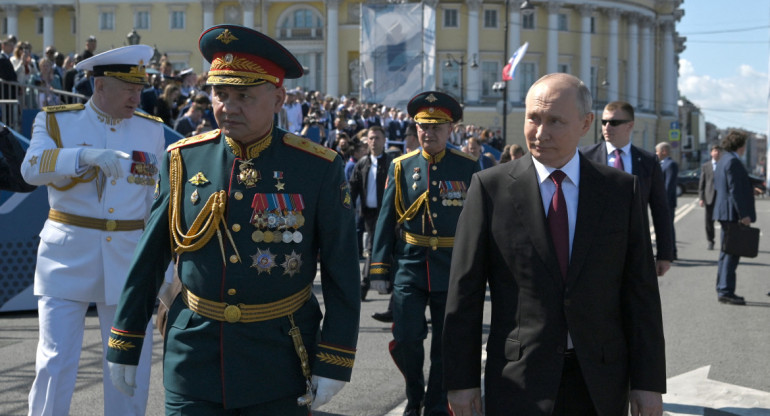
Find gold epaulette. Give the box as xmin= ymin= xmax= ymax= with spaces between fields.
xmin=43 ymin=104 xmax=85 ymax=113
xmin=167 ymin=129 xmax=221 ymax=152
xmin=450 ymin=148 xmax=479 ymax=162
xmin=283 ymin=133 xmax=337 ymax=162
xmin=393 ymin=149 xmax=420 ymax=164
xmin=133 ymin=111 xmax=164 ymax=123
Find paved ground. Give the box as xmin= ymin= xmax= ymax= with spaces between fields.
xmin=1 ymin=195 xmax=769 ymax=415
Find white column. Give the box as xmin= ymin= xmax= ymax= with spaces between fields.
xmin=325 ymin=0 xmax=340 ymax=97
xmin=465 ymin=0 xmax=481 ymax=103
xmin=660 ymin=17 xmax=676 ymax=114
xmin=640 ymin=16 xmax=652 ymax=110
xmin=626 ymin=12 xmax=639 ymax=107
xmin=202 ymin=0 xmax=216 ymax=73
xmin=577 ymin=4 xmax=593 ymax=86
xmin=41 ymin=4 xmax=55 ymax=50
xmin=546 ymin=1 xmax=561 ymax=74
xmin=240 ymin=0 xmax=255 ymax=29
xmin=4 ymin=5 xmax=19 ymax=37
xmin=508 ymin=0 xmax=522 ymax=103
xmin=606 ymin=8 xmax=619 ymax=102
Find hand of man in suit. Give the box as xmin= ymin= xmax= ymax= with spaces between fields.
xmin=629 ymin=389 xmax=662 ymax=416
xmin=740 ymin=216 xmax=751 ymax=226
xmin=447 ymin=388 xmax=482 ymax=416
xmin=655 ymin=260 xmax=671 ymax=277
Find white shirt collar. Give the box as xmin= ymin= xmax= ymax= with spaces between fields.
xmin=531 ymin=149 xmax=581 ymax=188
xmin=605 ymin=141 xmax=631 ymax=155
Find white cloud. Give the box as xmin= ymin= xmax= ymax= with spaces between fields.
xmin=678 ymin=58 xmax=768 ymax=132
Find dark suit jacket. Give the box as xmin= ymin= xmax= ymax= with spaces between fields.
xmin=349 ymin=152 xmax=391 ymax=210
xmin=0 ymin=125 xmax=37 ymax=193
xmin=660 ymin=157 xmax=679 ymax=209
xmin=713 ymin=151 xmax=756 ymax=223
xmin=580 ymin=142 xmax=674 ymax=261
xmin=0 ymin=54 xmax=17 ymax=100
xmin=699 ymin=160 xmax=716 ymax=205
xmin=443 ymin=153 xmax=666 ymax=415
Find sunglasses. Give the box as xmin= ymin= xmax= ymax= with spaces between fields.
xmin=601 ymin=119 xmax=632 ymax=127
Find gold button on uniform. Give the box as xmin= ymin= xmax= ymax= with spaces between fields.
xmin=232 ymin=224 xmax=241 ymax=232
xmin=432 ymin=197 xmax=437 ymax=202
xmin=432 ymin=165 xmax=437 ymax=171
xmin=106 ymin=237 xmax=112 ymax=242
xmin=432 ymin=229 xmax=438 ymax=235
xmin=432 ymin=181 xmax=437 ymax=186
xmin=108 ymin=208 xmax=114 ymax=213
xmin=111 ymin=180 xmax=117 ymax=185
xmin=234 ymin=191 xmax=244 ymax=200
xmin=432 ymin=212 xmax=438 ymax=218
xmin=229 ymin=255 xmax=238 ymax=263
xmin=228 ymin=288 xmax=237 ymax=296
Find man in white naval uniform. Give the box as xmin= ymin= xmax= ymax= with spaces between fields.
xmin=21 ymin=45 xmax=165 ymax=416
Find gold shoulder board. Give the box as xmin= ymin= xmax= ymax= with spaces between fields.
xmin=393 ymin=149 xmax=420 ymax=163
xmin=134 ymin=111 xmax=164 ymax=123
xmin=450 ymin=148 xmax=479 ymax=162
xmin=167 ymin=129 xmax=221 ymax=152
xmin=283 ymin=133 xmax=337 ymax=162
xmin=43 ymin=104 xmax=85 ymax=113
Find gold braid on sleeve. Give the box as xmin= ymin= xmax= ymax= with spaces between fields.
xmin=168 ymin=148 xmax=241 ymax=265
xmin=45 ymin=112 xmax=99 ymax=191
xmin=394 ymin=160 xmax=430 ymax=224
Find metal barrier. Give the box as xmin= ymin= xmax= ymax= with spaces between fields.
xmin=0 ymin=79 xmax=86 ymax=131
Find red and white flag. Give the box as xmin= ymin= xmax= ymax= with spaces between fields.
xmin=502 ymin=42 xmax=529 ymax=81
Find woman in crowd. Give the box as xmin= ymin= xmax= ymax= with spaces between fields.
xmin=154 ymin=83 xmax=181 ymax=127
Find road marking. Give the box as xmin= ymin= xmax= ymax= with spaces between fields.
xmin=650 ymin=198 xmax=697 ymax=239
xmin=664 ymin=366 xmax=770 ymax=416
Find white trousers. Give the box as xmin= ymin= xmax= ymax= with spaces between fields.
xmin=28 ymin=296 xmax=154 ymax=416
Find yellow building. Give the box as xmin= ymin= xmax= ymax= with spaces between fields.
xmin=1 ymin=0 xmax=685 ymax=151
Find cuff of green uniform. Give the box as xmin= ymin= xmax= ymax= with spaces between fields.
xmin=106 ymin=327 xmax=145 ymax=364
xmin=313 ymin=342 xmax=356 ymax=381
xmin=369 ymin=262 xmax=390 ymax=277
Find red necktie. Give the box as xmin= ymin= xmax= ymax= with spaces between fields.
xmin=613 ymin=149 xmax=624 ymax=171
xmin=548 ymin=170 xmax=569 ymax=280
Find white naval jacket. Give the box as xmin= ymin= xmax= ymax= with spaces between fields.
xmin=21 ymin=101 xmax=165 ymax=305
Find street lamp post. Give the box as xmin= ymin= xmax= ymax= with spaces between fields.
xmin=126 ymin=29 xmax=141 ymax=46
xmin=593 ymin=78 xmax=609 ymax=143
xmin=445 ymin=53 xmax=478 ymax=105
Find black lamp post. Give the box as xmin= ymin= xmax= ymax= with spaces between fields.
xmin=499 ymin=0 xmax=536 ymax=146
xmin=445 ymin=53 xmax=478 ymax=105
xmin=593 ymin=77 xmax=609 ymax=143
xmin=126 ymin=29 xmax=141 ymax=45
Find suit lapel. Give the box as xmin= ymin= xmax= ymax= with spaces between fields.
xmin=568 ymin=156 xmax=608 ymax=284
xmin=509 ymin=157 xmax=563 ymax=287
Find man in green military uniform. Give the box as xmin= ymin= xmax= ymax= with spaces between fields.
xmin=105 ymin=24 xmax=361 ymax=415
xmin=369 ymin=91 xmax=480 ymax=416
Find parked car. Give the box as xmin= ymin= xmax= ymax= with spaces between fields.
xmin=676 ymin=167 xmax=767 ymax=197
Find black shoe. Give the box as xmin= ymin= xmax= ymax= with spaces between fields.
xmin=718 ymin=294 xmax=746 ymax=305
xmin=708 ymin=241 xmax=715 ymax=250
xmin=403 ymin=407 xmax=421 ymax=416
xmin=372 ymin=310 xmax=393 ymax=323
xmin=361 ymin=279 xmax=370 ymax=302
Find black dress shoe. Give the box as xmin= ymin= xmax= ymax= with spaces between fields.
xmin=718 ymin=294 xmax=746 ymax=305
xmin=372 ymin=310 xmax=393 ymax=323
xmin=403 ymin=407 xmax=421 ymax=416
xmin=708 ymin=241 xmax=715 ymax=250
xmin=361 ymin=279 xmax=370 ymax=301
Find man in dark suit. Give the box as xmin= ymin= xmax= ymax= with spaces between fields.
xmin=698 ymin=144 xmax=721 ymax=250
xmin=0 ymin=35 xmax=18 ymax=102
xmin=444 ymin=74 xmax=666 ymax=416
xmin=349 ymin=125 xmax=391 ymax=301
xmin=656 ymin=142 xmax=679 ymax=260
xmin=0 ymin=122 xmax=36 ymax=192
xmin=580 ymin=101 xmax=674 ymax=275
xmin=713 ymin=130 xmax=756 ymax=305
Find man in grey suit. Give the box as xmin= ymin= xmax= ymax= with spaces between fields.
xmin=713 ymin=130 xmax=756 ymax=305
xmin=444 ymin=74 xmax=665 ymax=416
xmin=698 ymin=144 xmax=721 ymax=250
xmin=580 ymin=101 xmax=673 ymax=276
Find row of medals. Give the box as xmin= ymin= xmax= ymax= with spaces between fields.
xmin=251 ymin=210 xmax=305 ymax=244
xmin=128 ymin=163 xmax=157 ymax=186
xmin=412 ymin=170 xmax=466 ymax=207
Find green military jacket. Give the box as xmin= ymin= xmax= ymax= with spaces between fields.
xmin=106 ymin=127 xmax=361 ymax=409
xmin=369 ymin=147 xmax=479 ymax=291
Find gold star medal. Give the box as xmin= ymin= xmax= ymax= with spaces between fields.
xmin=250 ymin=248 xmax=276 ymax=274
xmin=273 ymin=171 xmax=285 ymax=191
xmin=281 ymin=250 xmax=303 ymax=277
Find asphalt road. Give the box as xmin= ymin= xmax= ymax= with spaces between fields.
xmin=1 ymin=195 xmax=769 ymax=416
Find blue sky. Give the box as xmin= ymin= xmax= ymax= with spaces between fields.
xmin=677 ymin=0 xmax=769 ymax=134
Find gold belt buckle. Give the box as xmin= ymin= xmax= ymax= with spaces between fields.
xmin=428 ymin=237 xmax=438 ymax=250
xmin=105 ymin=220 xmax=117 ymax=231
xmin=223 ymin=304 xmax=241 ymax=323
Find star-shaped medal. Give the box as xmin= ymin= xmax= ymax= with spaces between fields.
xmin=250 ymin=248 xmax=277 ymax=274
xmin=281 ymin=251 xmax=303 ymax=277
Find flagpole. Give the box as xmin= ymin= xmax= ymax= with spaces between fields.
xmin=503 ymin=0 xmax=510 ymax=146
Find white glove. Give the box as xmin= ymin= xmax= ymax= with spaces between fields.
xmin=79 ymin=149 xmax=130 ymax=178
xmin=310 ymin=375 xmax=346 ymax=410
xmin=371 ymin=279 xmax=389 ymax=295
xmin=108 ymin=361 xmax=137 ymax=397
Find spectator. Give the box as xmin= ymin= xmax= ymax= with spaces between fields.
xmin=173 ymin=105 xmax=203 ymax=137
xmin=153 ymin=83 xmax=181 ymax=127
xmin=29 ymin=57 xmax=62 ymax=108
xmin=656 ymin=141 xmax=679 ymax=260
xmin=11 ymin=41 xmax=39 ymax=87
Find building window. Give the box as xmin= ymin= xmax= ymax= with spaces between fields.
xmin=134 ymin=11 xmax=150 ymax=30
xmin=71 ymin=15 xmax=77 ymax=34
xmin=484 ymin=9 xmax=498 ymax=29
xmin=590 ymin=16 xmax=596 ymax=33
xmin=170 ymin=11 xmax=185 ymax=30
xmin=522 ymin=12 xmax=534 ymax=30
xmin=37 ymin=17 xmax=44 ymax=35
xmin=348 ymin=4 xmax=360 ymax=24
xmin=444 ymin=8 xmax=459 ymax=28
xmin=481 ymin=61 xmax=500 ymax=97
xmin=99 ymin=12 xmax=115 ymax=31
xmin=278 ymin=7 xmax=323 ymax=40
xmin=441 ymin=60 xmax=461 ymax=101
xmin=224 ymin=6 xmax=240 ymax=25
xmin=519 ymin=62 xmax=537 ymax=102
xmin=558 ymin=13 xmax=568 ymax=31
xmin=1 ymin=18 xmax=6 ymax=35
xmin=558 ymin=64 xmax=570 ymax=74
